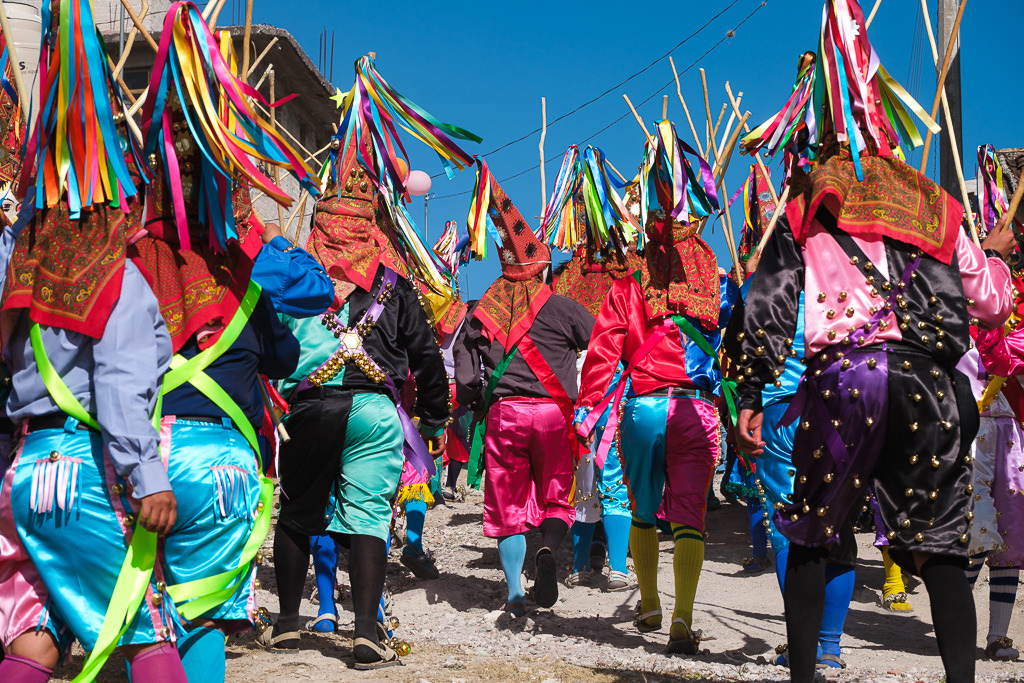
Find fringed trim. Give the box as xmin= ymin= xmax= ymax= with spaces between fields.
xmin=30 ymin=456 xmax=83 ymax=513
xmin=211 ymin=465 xmax=253 ymax=520
xmin=396 ymin=483 xmax=435 ymax=509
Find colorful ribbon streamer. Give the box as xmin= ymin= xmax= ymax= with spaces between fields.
xmin=142 ymin=1 xmax=319 ymax=251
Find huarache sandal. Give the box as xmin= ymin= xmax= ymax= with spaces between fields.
xmin=352 ymin=637 xmax=404 ymax=670
xmin=816 ymin=652 xmax=847 ymax=668
xmin=401 ymin=547 xmax=440 ymax=580
xmin=255 ymin=623 xmax=300 ymax=651
xmin=741 ymin=555 xmax=771 ymax=573
xmin=504 ymin=601 xmax=527 ymax=618
xmin=606 ymin=569 xmax=637 ymax=592
xmin=665 ymin=618 xmax=702 ymax=655
xmin=771 ymin=643 xmax=789 ymax=666
xmin=632 ymin=601 xmax=662 ymax=632
xmin=881 ymin=590 xmax=913 ymax=612
xmin=985 ymin=636 xmax=1020 ymax=661
xmin=304 ymin=613 xmax=337 ymax=633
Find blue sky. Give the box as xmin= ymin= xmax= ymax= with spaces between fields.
xmin=246 ymin=0 xmax=1022 ymax=300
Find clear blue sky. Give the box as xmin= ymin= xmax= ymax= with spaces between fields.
xmin=242 ymin=0 xmax=1022 ymax=300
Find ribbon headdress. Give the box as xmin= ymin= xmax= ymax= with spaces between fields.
xmin=4 ymin=0 xmax=149 ymax=337
xmin=639 ymin=119 xmax=722 ymax=329
xmin=0 ymin=29 xmax=26 ymax=199
xmin=315 ymin=54 xmax=481 ymax=325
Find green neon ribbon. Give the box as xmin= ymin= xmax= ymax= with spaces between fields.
xmin=670 ymin=315 xmax=738 ymax=426
xmin=467 ymin=345 xmax=518 ymax=489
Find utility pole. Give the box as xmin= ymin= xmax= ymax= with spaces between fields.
xmin=423 ymin=193 xmax=435 ymax=241
xmin=937 ymin=0 xmax=964 ymax=196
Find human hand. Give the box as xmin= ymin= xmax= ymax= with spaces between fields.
xmin=422 ymin=429 xmax=446 ymax=456
xmin=982 ymin=215 xmax=1016 ymax=259
xmin=735 ymin=408 xmax=765 ymax=457
xmin=138 ymin=491 xmax=177 ymax=536
xmin=261 ymin=221 xmax=284 ymax=244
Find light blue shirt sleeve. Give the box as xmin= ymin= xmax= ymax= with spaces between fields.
xmin=252 ymin=236 xmax=334 ymax=318
xmin=6 ymin=262 xmax=174 ymax=498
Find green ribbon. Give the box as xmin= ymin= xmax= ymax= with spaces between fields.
xmin=467 ymin=345 xmax=518 ymax=489
xmin=670 ymin=314 xmax=738 ymax=426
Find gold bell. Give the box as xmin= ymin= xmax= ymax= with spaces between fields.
xmin=395 ymin=642 xmax=412 ymax=656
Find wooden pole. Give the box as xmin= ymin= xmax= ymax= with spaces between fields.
xmin=919 ymin=0 xmax=968 ymax=174
xmin=269 ymin=70 xmax=286 ymax=228
xmin=865 ymin=0 xmax=884 ymax=28
xmin=117 ymin=0 xmax=160 ymax=52
xmin=539 ymin=97 xmax=547 ymax=218
xmin=700 ymin=69 xmax=714 ymax=156
xmin=0 ymin=3 xmax=31 ymax=125
xmin=283 ymin=190 xmax=309 ymax=244
xmin=1007 ymin=172 xmax=1024 ymax=227
xmin=206 ymin=0 xmax=229 ymax=29
xmin=605 ymin=159 xmax=630 ymax=184
xmin=725 ymin=82 xmax=781 ymax=207
xmin=714 ymin=112 xmax=750 ymax=183
xmin=711 ymin=103 xmax=727 ymax=149
xmin=241 ymin=0 xmax=255 ymax=81
xmin=669 ymin=56 xmax=705 ymax=157
xmin=718 ymin=175 xmax=743 ymax=286
xmin=246 ymin=36 xmax=278 ymax=78
xmin=919 ymin=0 xmax=979 ymax=246
xmin=622 ymin=94 xmax=654 ymax=145
xmin=661 ymin=95 xmax=668 ymax=120
xmin=112 ymin=0 xmax=149 ymax=78
xmin=753 ymin=183 xmax=792 ymax=259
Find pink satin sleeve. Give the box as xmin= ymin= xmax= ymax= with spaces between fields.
xmin=957 ymin=230 xmax=1012 ymax=329
xmin=975 ymin=326 xmax=1024 ymax=378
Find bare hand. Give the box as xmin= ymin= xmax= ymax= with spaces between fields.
xmin=138 ymin=491 xmax=177 ymax=536
xmin=422 ymin=429 xmax=446 ymax=456
xmin=261 ymin=221 xmax=284 ymax=244
xmin=982 ymin=215 xmax=1016 ymax=259
xmin=735 ymin=408 xmax=766 ymax=457
xmin=576 ymin=427 xmax=595 ymax=448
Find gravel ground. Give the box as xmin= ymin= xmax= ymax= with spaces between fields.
xmin=52 ymin=471 xmax=1023 ymax=682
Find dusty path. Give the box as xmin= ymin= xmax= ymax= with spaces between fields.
xmin=53 ymin=473 xmax=1023 ymax=682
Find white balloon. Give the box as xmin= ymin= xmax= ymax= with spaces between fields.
xmin=406 ymin=170 xmax=432 ymax=196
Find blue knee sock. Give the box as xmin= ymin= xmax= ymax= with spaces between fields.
xmin=571 ymin=521 xmax=596 ymax=573
xmin=498 ymin=534 xmax=527 ymax=604
xmin=774 ymin=546 xmax=789 ymax=593
xmin=177 ymin=627 xmax=225 ymax=683
xmin=310 ymin=535 xmax=338 ymax=629
xmin=747 ymin=498 xmax=768 ymax=558
xmin=404 ymin=500 xmax=428 ymax=554
xmin=603 ymin=514 xmax=631 ymax=574
xmin=819 ymin=563 xmax=855 ymax=661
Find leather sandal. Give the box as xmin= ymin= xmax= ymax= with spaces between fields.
xmin=304 ymin=613 xmax=337 ymax=633
xmin=665 ymin=618 xmax=702 ymax=655
xmin=881 ymin=590 xmax=913 ymax=612
xmin=632 ymin=601 xmax=662 ymax=632
xmin=816 ymin=652 xmax=847 ymax=668
xmin=352 ymin=637 xmax=404 ymax=670
xmin=255 ymin=623 xmax=300 ymax=651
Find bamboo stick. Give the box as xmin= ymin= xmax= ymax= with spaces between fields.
xmin=246 ymin=36 xmax=278 ymax=78
xmin=118 ymin=0 xmax=159 ymax=52
xmin=700 ymin=69 xmax=713 ymax=155
xmin=1007 ymin=170 xmax=1024 ymax=226
xmin=241 ymin=0 xmax=255 ymax=80
xmin=713 ymin=111 xmax=751 ymax=185
xmin=0 ymin=3 xmax=30 ymax=125
xmin=918 ymin=0 xmax=979 ymax=246
xmin=622 ymin=94 xmax=654 ymax=145
xmin=539 ymin=97 xmax=547 ymax=218
xmin=283 ymin=189 xmax=309 ymax=242
xmin=865 ymin=0 xmax=884 ymax=28
xmin=669 ymin=56 xmax=705 ymax=158
xmin=753 ymin=182 xmax=791 ymax=259
xmin=725 ymin=82 xmax=781 ymax=207
xmin=718 ymin=175 xmax=743 ymax=286
xmin=606 ymin=159 xmax=629 ymax=185
xmin=919 ymin=0 xmax=968 ymax=174
xmin=711 ymin=102 xmax=727 ymax=150
xmin=112 ymin=0 xmax=148 ymax=78
xmin=661 ymin=95 xmax=668 ymax=120
xmin=206 ymin=0 xmax=229 ymax=29
xmin=269 ymin=71 xmax=286 ymax=229
xmin=108 ymin=56 xmax=138 ymax=104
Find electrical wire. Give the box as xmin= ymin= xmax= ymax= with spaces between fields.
xmin=431 ymin=0 xmax=769 ymax=200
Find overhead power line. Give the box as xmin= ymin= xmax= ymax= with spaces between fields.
xmin=432 ymin=0 xmax=769 ymax=200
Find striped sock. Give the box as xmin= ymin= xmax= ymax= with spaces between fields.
xmin=966 ymin=552 xmax=989 ymax=587
xmin=670 ymin=523 xmax=705 ymax=639
xmin=629 ymin=518 xmax=661 ymax=625
xmin=988 ymin=566 xmax=1020 ymax=640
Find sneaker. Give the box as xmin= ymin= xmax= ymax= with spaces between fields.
xmin=400 ymin=547 xmax=440 ymax=580
xmin=606 ymin=569 xmax=637 ymax=592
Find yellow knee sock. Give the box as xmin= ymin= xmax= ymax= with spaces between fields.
xmin=670 ymin=524 xmax=705 ymax=639
xmin=629 ymin=518 xmax=661 ymax=626
xmin=881 ymin=546 xmax=913 ymax=611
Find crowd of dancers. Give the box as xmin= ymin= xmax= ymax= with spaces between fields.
xmin=0 ymin=1 xmax=1020 ymax=683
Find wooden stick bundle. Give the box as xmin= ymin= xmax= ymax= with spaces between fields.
xmin=669 ymin=57 xmax=705 ymax=158
xmin=918 ymin=0 xmax=969 ymax=173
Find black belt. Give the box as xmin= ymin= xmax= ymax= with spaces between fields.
xmin=27 ymin=414 xmax=99 ymax=433
xmin=174 ymin=415 xmax=232 ymax=426
xmin=636 ymin=386 xmax=710 ymax=401
xmin=292 ymin=385 xmax=389 ymax=403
